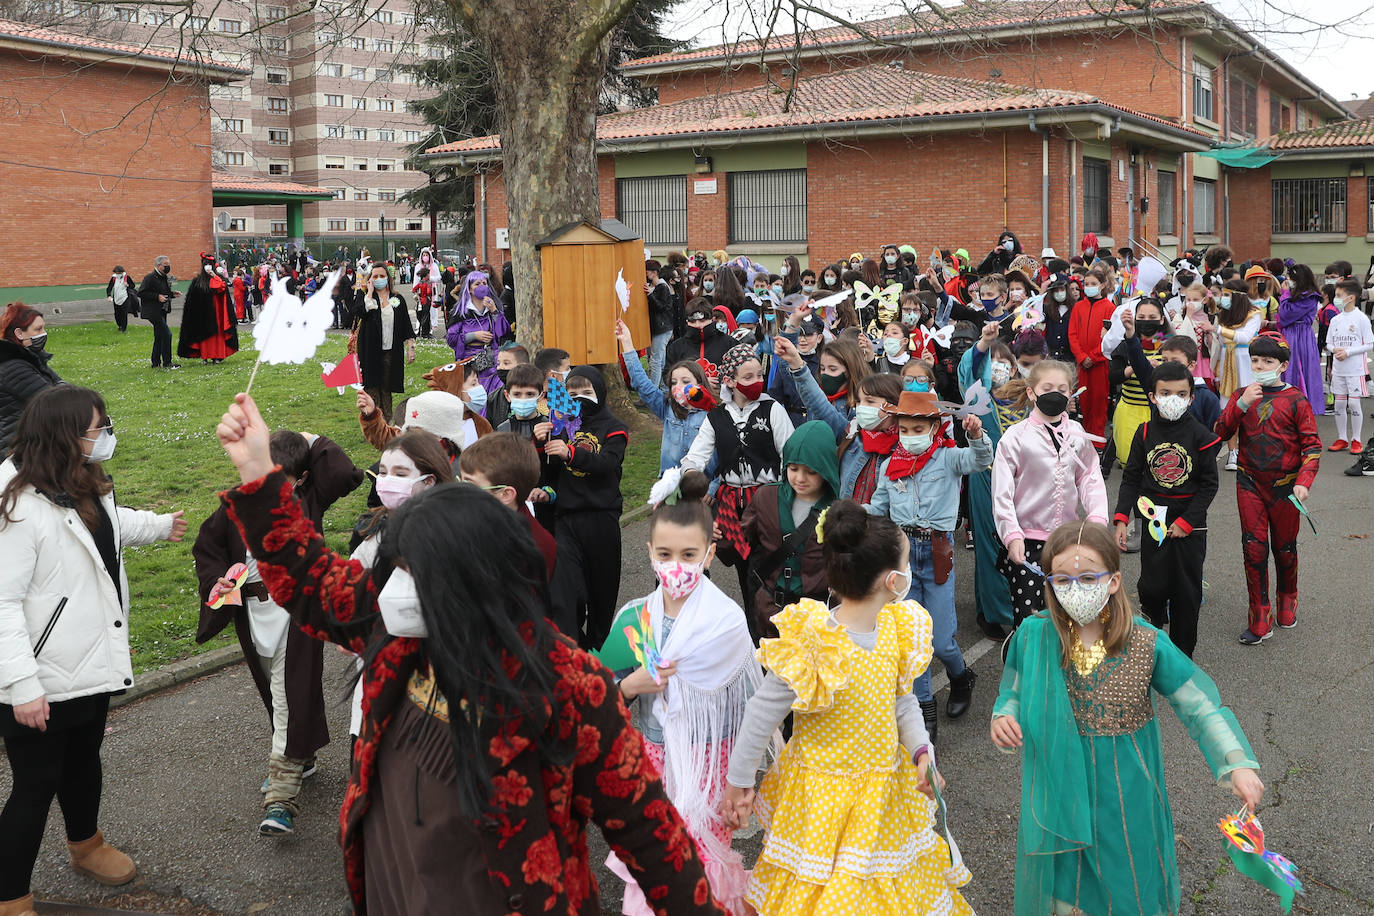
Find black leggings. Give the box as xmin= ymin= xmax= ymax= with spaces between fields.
xmin=0 ymin=699 xmax=108 ymax=899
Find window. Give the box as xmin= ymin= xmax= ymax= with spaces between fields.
xmin=265 ymin=68 xmax=287 ymax=84
xmin=263 ymin=36 xmax=287 ymax=52
xmin=376 ymin=99 xmax=394 ymax=112
xmin=268 ymin=128 xmax=289 ymax=144
xmin=1269 ymin=93 xmax=1284 ymax=136
xmin=428 ymin=45 xmax=443 ymax=59
xmin=326 ymin=124 xmax=345 ymax=138
xmin=114 ymin=8 xmax=137 ymax=22
xmin=381 ymin=219 xmax=397 ymax=231
xmin=377 ymin=128 xmax=394 ymax=141
xmin=1271 ymin=178 xmax=1346 ymax=233
xmin=210 ymin=84 xmax=243 ymax=99
xmin=327 ymin=219 xmax=348 ymax=231
xmin=348 ymin=36 xmax=365 ymax=50
xmin=376 ymin=160 xmax=393 ymax=171
xmin=353 ymin=97 xmax=367 ymax=109
xmin=270 ymin=221 xmax=288 ymax=236
xmin=218 ymin=18 xmax=242 ymax=33
xmin=268 ymin=162 xmax=289 ymax=175
xmin=324 ymin=156 xmax=345 ymax=169
xmin=354 ymin=189 xmax=369 ymax=201
xmin=1280 ymin=104 xmax=1292 ymax=132
xmin=330 ymin=187 xmax=345 ymax=199
xmin=1192 ymin=60 xmax=1213 ymax=121
xmin=351 ymin=66 xmax=367 ymax=80
xmin=321 ymin=63 xmax=343 ymax=78
xmin=219 ymin=118 xmax=244 ymax=132
xmin=267 ymin=97 xmax=288 ymax=112
xmin=224 ymin=151 xmax=246 ymax=166
xmin=355 ymin=220 xmax=370 ymax=231
xmin=615 ymin=175 xmax=688 ymax=246
xmin=395 ymin=71 xmax=416 ymax=85
xmin=404 ymin=129 xmax=421 ymax=142
xmin=374 ymin=39 xmax=393 ymax=52
xmin=228 ymin=218 xmax=247 ymax=231
xmin=405 ymin=220 xmax=423 ymax=231
xmin=402 ymin=12 xmax=415 ymax=26
xmin=354 ymin=161 xmax=369 ymax=170
xmin=1156 ymin=170 xmax=1176 ymax=236
xmin=147 ymin=10 xmax=173 ymax=24
xmin=265 ymin=5 xmax=286 ymax=20
xmin=1193 ymin=178 xmax=1217 ymax=234
xmin=375 ymin=69 xmax=391 ymax=82
xmin=318 ymin=30 xmax=338 ymax=44
xmin=352 ymin=127 xmax=367 ymax=140
xmin=378 ymin=189 xmax=397 ymax=201
xmin=373 ymin=9 xmax=393 ymax=23
xmin=324 ymin=94 xmax=343 ymax=107
xmin=190 ymin=16 xmax=209 ymax=30
xmin=1228 ymin=73 xmax=1258 ymax=138
xmin=1082 ymin=158 xmax=1110 ymax=234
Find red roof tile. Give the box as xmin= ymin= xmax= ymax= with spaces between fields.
xmin=212 ymin=172 xmax=334 ymax=196
xmin=0 ymin=17 xmax=249 ymax=77
xmin=1267 ymin=116 xmax=1374 ymax=150
xmin=424 ymin=64 xmax=1208 ymax=156
xmin=625 ymin=0 xmax=1204 ymax=70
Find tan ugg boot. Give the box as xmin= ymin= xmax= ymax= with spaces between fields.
xmin=67 ymin=829 xmax=137 ymax=886
xmin=0 ymin=893 xmax=38 ymax=916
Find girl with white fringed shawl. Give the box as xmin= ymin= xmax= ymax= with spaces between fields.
xmin=605 ymin=469 xmax=774 ymax=916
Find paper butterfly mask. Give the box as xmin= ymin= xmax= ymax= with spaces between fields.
xmin=854 ymin=282 xmax=903 ymax=324
xmin=545 ymin=377 xmax=582 ymax=438
xmin=624 ymin=603 xmax=664 ymax=684
xmin=208 ymin=562 xmax=250 ymax=609
xmin=930 ymin=324 xmax=956 ymax=349
xmin=615 ymin=269 xmax=630 ymax=312
xmin=937 ymin=380 xmax=992 ymax=419
xmin=1219 ymin=809 xmax=1304 ymax=910
xmin=1137 ymin=497 xmax=1168 ymax=545
xmin=1014 ymin=292 xmax=1046 ymax=330
xmin=253 ymin=269 xmax=339 ymax=365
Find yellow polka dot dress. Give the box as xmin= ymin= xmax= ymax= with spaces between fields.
xmin=748 ymin=599 xmax=974 ymax=915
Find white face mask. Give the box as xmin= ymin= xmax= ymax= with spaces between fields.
xmin=1009 ymin=289 xmax=1026 ymax=302
xmin=1083 ymin=285 xmax=1101 ymax=299
xmin=900 ymin=432 xmax=932 ymax=454
xmin=1154 ymin=394 xmax=1190 ymax=421
xmin=82 ymin=428 xmax=116 ymax=463
xmin=377 ymin=568 xmax=428 ymax=637
xmin=1051 ymin=574 xmax=1115 ymax=626
xmin=887 ymin=566 xmax=912 ymax=600
xmin=780 ymin=264 xmax=790 ymax=276
xmin=466 ymin=383 xmax=488 ymax=413
xmin=990 ymin=361 xmax=1013 ymax=387
xmin=882 ymin=336 xmax=906 ymax=358
xmin=885 ymin=254 xmax=898 ymax=266
xmin=854 ymin=404 xmax=885 ymax=430
xmin=1053 ymin=290 xmax=1067 ymax=303
xmin=375 ymin=472 xmax=431 ymax=510
xmin=1001 ymin=240 xmax=1015 ymax=252
xmin=1255 ymin=369 xmax=1282 ymax=387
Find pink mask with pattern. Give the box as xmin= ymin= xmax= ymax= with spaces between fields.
xmin=652 ymin=559 xmax=705 ymax=600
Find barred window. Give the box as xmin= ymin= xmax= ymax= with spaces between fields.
xmin=615 ymin=175 xmax=687 ymax=247
xmin=1192 ymin=60 xmax=1213 ymax=121
xmin=1271 ymin=178 xmax=1346 ymax=233
xmin=327 ymin=219 xmax=347 ymax=231
xmin=728 ymin=169 xmax=806 ymax=244
xmin=1083 ymin=158 xmax=1110 ymax=234
xmin=1156 ymin=170 xmax=1176 ymax=236
xmin=1193 ymin=178 xmax=1217 ymax=234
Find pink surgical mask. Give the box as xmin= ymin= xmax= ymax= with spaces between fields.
xmin=375 ymin=473 xmax=430 ymax=510
xmin=652 ymin=559 xmax=705 ymax=600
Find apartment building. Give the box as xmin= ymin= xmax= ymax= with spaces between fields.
xmin=72 ymin=0 xmax=437 ymax=252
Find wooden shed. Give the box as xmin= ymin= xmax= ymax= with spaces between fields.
xmin=536 ymin=218 xmax=650 ymax=365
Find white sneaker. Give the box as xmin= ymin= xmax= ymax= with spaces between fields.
xmin=1225 ymin=451 xmax=1237 ymax=471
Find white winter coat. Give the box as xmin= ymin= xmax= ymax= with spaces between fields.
xmin=0 ymin=458 xmax=174 ymax=707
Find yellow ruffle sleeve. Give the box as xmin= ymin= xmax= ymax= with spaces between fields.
xmin=758 ymin=599 xmax=855 ymax=714
xmin=889 ymin=600 xmax=935 ymax=690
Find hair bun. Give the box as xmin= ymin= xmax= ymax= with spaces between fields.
xmin=677 ymin=469 xmax=710 ymax=503
xmin=820 ymin=500 xmax=868 ymax=553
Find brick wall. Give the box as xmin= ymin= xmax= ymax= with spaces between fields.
xmin=474 ymin=158 xmax=617 ymax=265
xmin=0 ymin=52 xmax=214 ymax=287
xmin=1226 ymin=168 xmax=1272 ymax=259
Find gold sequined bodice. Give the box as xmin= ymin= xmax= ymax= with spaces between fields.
xmin=1064 ymin=625 xmax=1157 ymax=737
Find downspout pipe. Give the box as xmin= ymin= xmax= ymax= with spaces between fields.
xmin=1029 ymin=113 xmax=1050 ymax=253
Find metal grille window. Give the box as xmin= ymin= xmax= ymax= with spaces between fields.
xmin=328 ymin=219 xmax=347 ymax=231
xmin=1193 ymin=178 xmax=1217 ymax=234
xmin=1192 ymin=60 xmax=1213 ymax=121
xmin=1083 ymin=158 xmax=1110 ymax=234
xmin=1271 ymin=178 xmax=1346 ymax=233
xmin=1228 ymin=74 xmax=1258 ymax=139
xmin=615 ymin=175 xmax=688 ymax=247
xmin=1156 ymin=170 xmax=1176 ymax=235
xmin=728 ymin=169 xmax=807 ymax=244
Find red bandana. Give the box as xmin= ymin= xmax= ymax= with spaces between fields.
xmin=860 ymin=428 xmax=899 ymax=455
xmin=885 ymin=435 xmax=955 ymax=480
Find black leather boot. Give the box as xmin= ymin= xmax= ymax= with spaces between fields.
xmin=919 ymin=699 xmax=938 ymax=744
xmin=946 ymin=669 xmax=977 ymax=719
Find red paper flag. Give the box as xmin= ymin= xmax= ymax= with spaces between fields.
xmin=322 ymin=352 xmax=361 ymax=388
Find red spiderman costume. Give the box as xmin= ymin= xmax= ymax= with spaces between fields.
xmin=1215 ymin=383 xmax=1321 ymax=639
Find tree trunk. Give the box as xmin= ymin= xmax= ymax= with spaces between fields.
xmin=459 ymin=3 xmax=625 ymax=352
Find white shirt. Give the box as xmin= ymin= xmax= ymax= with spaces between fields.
xmin=1326 ymin=308 xmax=1373 ymax=377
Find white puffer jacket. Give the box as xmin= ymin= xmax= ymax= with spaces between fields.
xmin=0 ymin=459 xmax=175 ymax=707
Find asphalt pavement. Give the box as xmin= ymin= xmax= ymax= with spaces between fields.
xmin=4 ymin=412 xmax=1372 ymax=915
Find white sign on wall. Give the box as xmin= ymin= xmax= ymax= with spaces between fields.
xmin=694 ymin=178 xmax=718 ymax=195
xmin=495 ymin=227 xmax=510 ymax=249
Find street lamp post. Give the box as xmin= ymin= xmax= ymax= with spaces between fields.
xmin=379 ymin=209 xmax=387 ymax=261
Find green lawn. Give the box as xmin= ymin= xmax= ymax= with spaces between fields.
xmin=44 ymin=321 xmax=662 ymax=674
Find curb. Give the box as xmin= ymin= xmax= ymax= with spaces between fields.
xmin=113 ymin=645 xmax=245 ymax=710
xmin=619 ymin=503 xmax=653 ymax=527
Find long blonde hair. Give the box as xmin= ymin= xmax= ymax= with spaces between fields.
xmin=1041 ymin=521 xmax=1134 ymax=667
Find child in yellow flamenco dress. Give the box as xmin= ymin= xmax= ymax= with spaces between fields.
xmin=722 ymin=500 xmax=974 ymax=915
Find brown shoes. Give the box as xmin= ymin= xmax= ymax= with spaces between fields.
xmin=67 ymin=829 xmax=137 ymax=886
xmin=0 ymin=894 xmax=37 ymax=916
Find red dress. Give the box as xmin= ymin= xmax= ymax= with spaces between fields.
xmin=232 ymin=276 xmax=247 ymax=320
xmin=197 ymin=276 xmax=236 ymax=360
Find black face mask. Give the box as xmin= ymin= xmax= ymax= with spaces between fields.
xmin=1035 ymin=391 xmax=1069 ymax=417
xmin=161 ymin=265 xmax=172 ymax=275
xmin=1136 ymin=320 xmax=1163 ymax=338
xmin=496 ymin=368 xmax=509 ymax=385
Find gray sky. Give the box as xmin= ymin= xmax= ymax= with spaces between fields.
xmin=664 ymin=0 xmax=1374 ymax=104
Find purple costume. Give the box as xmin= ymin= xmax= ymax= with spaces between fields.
xmin=444 ymin=270 xmax=510 ymax=398
xmin=1278 ymin=288 xmax=1324 ymax=415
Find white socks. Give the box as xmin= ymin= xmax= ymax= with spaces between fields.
xmin=1335 ymin=396 xmax=1348 ymax=441
xmin=1350 ymin=396 xmax=1363 ymax=444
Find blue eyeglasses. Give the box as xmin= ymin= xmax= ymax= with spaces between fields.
xmin=1047 ymin=571 xmax=1114 ymax=589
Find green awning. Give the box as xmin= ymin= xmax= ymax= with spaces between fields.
xmin=1200 ymin=146 xmax=1279 ymax=169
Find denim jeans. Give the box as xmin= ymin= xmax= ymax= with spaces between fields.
xmin=906 ymin=533 xmax=965 ymax=702
xmin=647 ymin=330 xmax=671 ymax=392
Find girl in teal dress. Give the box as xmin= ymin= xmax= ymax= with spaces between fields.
xmin=992 ymin=520 xmax=1265 ymax=916
xmin=958 ymin=326 xmax=1045 ymax=636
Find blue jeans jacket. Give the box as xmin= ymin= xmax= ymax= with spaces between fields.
xmin=866 ymin=435 xmax=994 ymax=531
xmin=625 ymin=350 xmax=714 ymax=474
